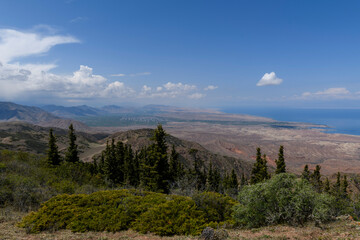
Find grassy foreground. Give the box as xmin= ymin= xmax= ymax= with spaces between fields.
xmin=2 ymin=210 xmax=360 ymax=240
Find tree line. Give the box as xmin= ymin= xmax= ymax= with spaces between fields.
xmin=46 ymin=124 xmax=240 ymax=195
xmin=46 ymin=123 xmax=351 ymax=209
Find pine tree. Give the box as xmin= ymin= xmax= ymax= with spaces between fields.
xmin=250 ymin=148 xmax=269 ymax=184
xmin=139 ymin=125 xmax=170 ymax=193
xmin=324 ymin=177 xmax=330 ymax=193
xmin=302 ymin=165 xmax=311 ymax=181
xmin=206 ymin=162 xmax=221 ymax=192
xmin=104 ymin=139 xmax=122 ymax=185
xmin=275 ymin=145 xmax=286 ymax=174
xmin=333 ymin=172 xmax=341 ymax=194
xmin=153 ymin=125 xmax=170 ymax=193
xmin=139 ymin=147 xmax=159 ymax=191
xmin=65 ymin=124 xmax=79 ymax=163
xmin=190 ymin=148 xmax=206 ymax=190
xmin=342 ymin=175 xmax=349 ymax=198
xmin=169 ymin=145 xmax=182 ymax=182
xmin=311 ymin=165 xmax=322 ymax=192
xmin=261 ymin=154 xmax=270 ymax=180
xmin=47 ymin=128 xmax=61 ymax=165
xmin=124 ymin=145 xmax=138 ymax=187
xmin=230 ymin=169 xmax=239 ymax=190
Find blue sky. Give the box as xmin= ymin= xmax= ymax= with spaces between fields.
xmin=1 ymin=0 xmax=360 ymax=108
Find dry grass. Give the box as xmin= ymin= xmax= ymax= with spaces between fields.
xmin=2 ymin=210 xmax=360 ymax=240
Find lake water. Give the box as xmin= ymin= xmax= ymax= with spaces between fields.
xmin=221 ymin=108 xmax=360 ymax=136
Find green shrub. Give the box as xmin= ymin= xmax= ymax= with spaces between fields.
xmin=133 ymin=195 xmax=207 ymax=236
xmin=233 ymin=173 xmax=336 ymax=228
xmin=192 ymin=191 xmax=237 ymax=225
xmin=19 ymin=189 xmax=237 ymax=236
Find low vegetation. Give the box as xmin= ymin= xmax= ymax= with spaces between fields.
xmin=18 ymin=189 xmax=236 ymax=236
xmin=3 ymin=123 xmax=360 ymax=238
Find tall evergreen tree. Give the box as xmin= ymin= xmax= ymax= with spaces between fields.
xmin=139 ymin=147 xmax=159 ymax=191
xmin=302 ymin=165 xmax=311 ymax=181
xmin=47 ymin=128 xmax=61 ymax=165
xmin=261 ymin=154 xmax=270 ymax=180
xmin=65 ymin=124 xmax=79 ymax=163
xmin=140 ymin=125 xmax=170 ymax=193
xmin=250 ymin=148 xmax=269 ymax=184
xmin=229 ymin=169 xmax=239 ymax=190
xmin=333 ymin=172 xmax=341 ymax=195
xmin=104 ymin=139 xmax=122 ymax=185
xmin=190 ymin=148 xmax=206 ymax=190
xmin=275 ymin=145 xmax=286 ymax=174
xmin=311 ymin=165 xmax=322 ymax=192
xmin=342 ymin=175 xmax=349 ymax=198
xmin=207 ymin=162 xmax=221 ymax=192
xmin=169 ymin=144 xmax=183 ymax=182
xmin=324 ymin=177 xmax=330 ymax=193
xmin=124 ymin=145 xmax=138 ymax=187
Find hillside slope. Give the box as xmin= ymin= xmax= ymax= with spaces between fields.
xmin=0 ymin=122 xmax=253 ymax=177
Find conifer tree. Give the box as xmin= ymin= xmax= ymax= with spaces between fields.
xmin=275 ymin=145 xmax=286 ymax=174
xmin=139 ymin=147 xmax=159 ymax=191
xmin=333 ymin=172 xmax=341 ymax=194
xmin=342 ymin=175 xmax=349 ymax=198
xmin=230 ymin=169 xmax=239 ymax=190
xmin=169 ymin=145 xmax=183 ymax=182
xmin=311 ymin=165 xmax=322 ymax=192
xmin=261 ymin=154 xmax=270 ymax=180
xmin=190 ymin=148 xmax=206 ymax=190
xmin=206 ymin=162 xmax=221 ymax=192
xmin=65 ymin=124 xmax=79 ymax=163
xmin=124 ymin=145 xmax=138 ymax=187
xmin=104 ymin=139 xmax=122 ymax=185
xmin=153 ymin=124 xmax=170 ymax=193
xmin=324 ymin=177 xmax=330 ymax=193
xmin=47 ymin=128 xmax=61 ymax=165
xmin=140 ymin=125 xmax=170 ymax=193
xmin=302 ymin=165 xmax=311 ymax=181
xmin=250 ymin=148 xmax=269 ymax=184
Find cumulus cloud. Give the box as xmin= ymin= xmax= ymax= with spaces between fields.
xmin=204 ymin=85 xmax=218 ymax=91
xmin=256 ymin=72 xmax=283 ymax=86
xmin=0 ymin=27 xmax=202 ymax=102
xmin=301 ymin=87 xmax=351 ymax=99
xmin=0 ymin=28 xmax=79 ymax=63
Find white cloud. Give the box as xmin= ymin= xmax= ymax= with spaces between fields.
xmin=137 ymin=82 xmax=200 ymax=99
xmin=163 ymin=82 xmax=196 ymax=91
xmin=204 ymin=85 xmax=218 ymax=91
xmin=103 ymin=81 xmax=134 ymax=98
xmin=0 ymin=27 xmax=202 ymax=102
xmin=315 ymin=87 xmax=349 ymax=95
xmin=0 ymin=28 xmax=79 ymax=63
xmin=301 ymin=87 xmax=351 ymax=99
xmin=188 ymin=93 xmax=205 ymax=99
xmin=256 ymin=72 xmax=283 ymax=86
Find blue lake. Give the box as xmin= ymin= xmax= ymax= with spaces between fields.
xmin=221 ymin=108 xmax=360 ymax=136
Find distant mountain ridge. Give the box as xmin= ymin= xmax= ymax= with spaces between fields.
xmin=0 ymin=102 xmax=59 ymax=122
xmin=40 ymin=104 xmax=222 ymax=119
xmin=0 ymin=102 xmax=91 ymax=131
